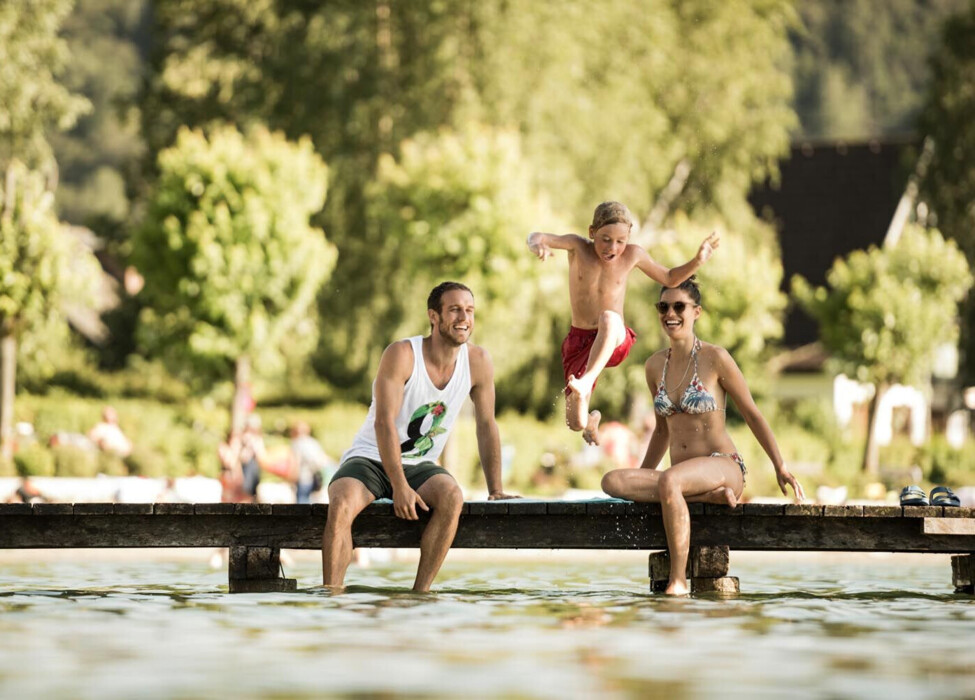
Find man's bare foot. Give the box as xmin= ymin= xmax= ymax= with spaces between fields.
xmin=664 ymin=579 xmax=690 ymax=596
xmin=583 ymin=410 xmax=602 ymax=445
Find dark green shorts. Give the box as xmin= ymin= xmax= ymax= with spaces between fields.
xmin=330 ymin=456 xmax=452 ymax=500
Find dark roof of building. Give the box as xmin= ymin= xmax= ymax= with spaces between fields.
xmin=749 ymin=137 xmax=921 ymax=347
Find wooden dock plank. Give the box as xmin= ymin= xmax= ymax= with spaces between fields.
xmin=0 ymin=500 xmax=972 ymax=554
xmin=923 ymin=518 xmax=975 ymax=535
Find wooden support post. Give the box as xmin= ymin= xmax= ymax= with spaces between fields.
xmin=648 ymin=545 xmax=738 ymax=595
xmin=951 ymin=554 xmax=974 ymax=594
xmin=228 ymin=546 xmax=298 ymax=593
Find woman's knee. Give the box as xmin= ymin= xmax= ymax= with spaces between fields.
xmin=601 ymin=470 xmax=623 ymax=497
xmin=657 ymin=470 xmax=682 ymax=501
xmin=326 ymin=479 xmax=369 ymax=524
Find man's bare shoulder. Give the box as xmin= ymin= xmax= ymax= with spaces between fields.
xmin=467 ymin=343 xmax=494 ymax=371
xmin=378 ymin=339 xmax=415 ymax=377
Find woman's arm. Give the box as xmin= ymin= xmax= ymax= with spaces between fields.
xmin=716 ymin=348 xmax=805 ymax=502
xmin=640 ymin=356 xmax=669 ymax=469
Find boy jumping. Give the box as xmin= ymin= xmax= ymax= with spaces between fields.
xmin=527 ymin=201 xmax=718 ymax=445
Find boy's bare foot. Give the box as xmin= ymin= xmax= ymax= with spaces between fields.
xmin=583 ymin=410 xmax=601 ymax=445
xmin=567 ymin=374 xmax=595 ymax=404
xmin=565 ymin=390 xmax=584 ymax=431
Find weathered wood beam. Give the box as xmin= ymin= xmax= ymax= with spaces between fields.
xmin=1 ymin=502 xmax=974 ymax=553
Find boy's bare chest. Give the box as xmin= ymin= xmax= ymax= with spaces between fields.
xmin=572 ymin=257 xmax=630 ymax=293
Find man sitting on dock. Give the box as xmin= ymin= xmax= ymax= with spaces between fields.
xmin=321 ymin=281 xmax=518 ymax=592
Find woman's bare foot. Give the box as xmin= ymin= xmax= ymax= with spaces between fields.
xmin=719 ymin=487 xmax=737 ymax=508
xmin=583 ymin=410 xmax=602 ymax=445
xmin=664 ymin=579 xmax=690 ymax=596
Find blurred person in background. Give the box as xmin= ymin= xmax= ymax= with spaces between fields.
xmin=289 ymin=420 xmax=334 ymax=504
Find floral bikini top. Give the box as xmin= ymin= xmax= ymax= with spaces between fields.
xmin=653 ymin=339 xmax=723 ymax=417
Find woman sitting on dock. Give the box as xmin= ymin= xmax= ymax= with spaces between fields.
xmin=601 ymin=277 xmax=805 ymax=595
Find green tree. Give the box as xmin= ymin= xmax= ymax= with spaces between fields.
xmin=356 ymin=126 xmax=566 ymax=405
xmin=0 ymin=0 xmax=94 ymax=454
xmin=918 ymin=1 xmax=975 ymax=381
xmin=52 ymin=0 xmax=149 ymax=228
xmin=0 ymin=163 xmax=101 ymax=454
xmin=139 ymin=0 xmax=800 ymax=408
xmin=131 ymin=124 xmax=336 ymax=431
xmin=0 ymin=0 xmax=90 ymax=168
xmin=793 ymin=225 xmax=972 ymax=474
xmin=791 ymin=0 xmax=966 ymax=139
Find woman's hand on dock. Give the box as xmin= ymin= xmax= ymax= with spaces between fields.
xmin=776 ymin=465 xmax=806 ymax=503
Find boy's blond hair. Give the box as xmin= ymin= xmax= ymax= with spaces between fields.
xmin=591 ymin=201 xmax=633 ymax=232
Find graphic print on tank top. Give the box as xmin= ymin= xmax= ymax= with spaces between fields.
xmin=400 ymin=401 xmax=448 ymax=457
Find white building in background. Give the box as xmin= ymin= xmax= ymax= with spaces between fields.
xmin=832 ymin=375 xmax=927 ymax=446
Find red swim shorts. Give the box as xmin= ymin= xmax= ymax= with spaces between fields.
xmin=561 ymin=325 xmax=637 ymax=393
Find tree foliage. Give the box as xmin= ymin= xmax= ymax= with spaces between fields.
xmin=918 ymin=2 xmax=975 ymax=382
xmin=793 ymin=225 xmax=971 ymax=387
xmin=349 ymin=126 xmax=566 ymax=402
xmin=131 ymin=124 xmax=336 ymax=385
xmin=791 ymin=0 xmax=967 ymax=139
xmin=793 ymin=224 xmax=971 ymax=472
xmin=137 ymin=0 xmax=799 ymax=407
xmin=0 ymin=0 xmax=90 ymax=169
xmin=51 ymin=0 xmax=149 ymax=228
xmin=1 ymin=162 xmax=100 ymax=336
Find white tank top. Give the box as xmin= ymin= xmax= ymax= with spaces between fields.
xmin=341 ymin=336 xmax=472 ymax=465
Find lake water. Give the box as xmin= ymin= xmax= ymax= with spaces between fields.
xmin=1 ymin=551 xmax=973 ymax=699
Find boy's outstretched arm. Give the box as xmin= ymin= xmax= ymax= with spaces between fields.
xmin=635 ymin=231 xmax=720 ymax=287
xmin=527 ymin=232 xmax=587 ymax=261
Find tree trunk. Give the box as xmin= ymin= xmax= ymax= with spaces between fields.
xmin=862 ymin=382 xmax=889 ymax=475
xmin=0 ymin=330 xmax=16 ymax=459
xmin=231 ymin=355 xmax=252 ymax=436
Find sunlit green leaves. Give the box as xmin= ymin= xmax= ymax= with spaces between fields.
xmin=793 ymin=225 xmax=972 ymax=386
xmin=131 ymin=124 xmax=336 ymax=384
xmin=0 ymin=0 xmax=90 ymax=168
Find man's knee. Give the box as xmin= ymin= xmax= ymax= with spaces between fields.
xmin=326 ymin=478 xmax=371 ymax=525
xmin=422 ymin=475 xmax=463 ymax=515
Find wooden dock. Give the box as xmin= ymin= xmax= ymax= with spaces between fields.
xmin=2 ymin=499 xmax=973 ymax=594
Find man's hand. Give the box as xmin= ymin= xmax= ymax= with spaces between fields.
xmin=488 ymin=491 xmax=521 ymax=500
xmin=393 ymin=486 xmax=429 ymax=520
xmin=527 ymin=233 xmax=552 ymax=261
xmin=695 ymin=231 xmax=720 ymax=264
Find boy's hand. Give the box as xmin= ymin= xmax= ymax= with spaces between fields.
xmin=527 ymin=233 xmax=552 ymax=261
xmin=696 ymin=231 xmax=720 ymax=264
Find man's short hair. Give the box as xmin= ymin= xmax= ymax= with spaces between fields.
xmin=427 ymin=281 xmax=473 ymax=314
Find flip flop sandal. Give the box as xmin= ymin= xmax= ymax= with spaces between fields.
xmin=900 ymin=485 xmax=929 ymax=506
xmin=930 ymin=486 xmax=961 ymax=507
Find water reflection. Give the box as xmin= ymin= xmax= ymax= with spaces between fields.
xmin=0 ymin=555 xmax=972 ymax=699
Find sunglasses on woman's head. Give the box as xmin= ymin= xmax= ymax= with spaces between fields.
xmin=655 ymin=301 xmax=698 ymax=314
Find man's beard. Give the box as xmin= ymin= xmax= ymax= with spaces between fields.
xmin=437 ymin=319 xmax=466 ymax=347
